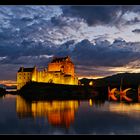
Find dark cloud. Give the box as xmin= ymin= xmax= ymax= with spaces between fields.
xmin=61 ymin=6 xmax=138 ymax=26
xmin=70 ymin=39 xmax=140 ymax=67
xmin=132 ymin=28 xmax=140 ymax=33
xmin=1 ymin=37 xmax=140 ymax=80
xmin=0 ymin=6 xmax=65 ymax=50
xmin=75 ymin=65 xmax=114 ymax=78
xmin=0 ymin=6 xmax=140 ymax=80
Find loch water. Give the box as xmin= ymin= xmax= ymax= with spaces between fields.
xmin=0 ymin=94 xmax=140 ymax=134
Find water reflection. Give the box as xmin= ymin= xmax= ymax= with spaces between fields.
xmin=108 ymin=102 xmax=140 ymax=118
xmin=0 ymin=93 xmax=5 ymax=99
xmin=16 ymin=96 xmax=79 ymax=128
xmin=1 ymin=95 xmax=140 ymax=134
xmin=88 ymin=99 xmax=105 ymax=107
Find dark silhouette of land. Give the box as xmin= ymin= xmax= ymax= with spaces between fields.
xmin=0 ymin=87 xmax=5 ymax=94
xmin=0 ymin=87 xmax=6 ymax=98
xmin=80 ymin=72 xmax=140 ymax=88
xmin=18 ymin=82 xmax=99 ymax=101
xmin=2 ymin=72 xmax=140 ymax=101
xmin=80 ymin=72 xmax=140 ymax=102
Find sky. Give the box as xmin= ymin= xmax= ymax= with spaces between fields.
xmin=1 ymin=5 xmax=140 ymax=80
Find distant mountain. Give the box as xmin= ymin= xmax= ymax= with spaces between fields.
xmin=0 ymin=84 xmax=16 ymax=90
xmin=79 ymin=73 xmax=140 ymax=88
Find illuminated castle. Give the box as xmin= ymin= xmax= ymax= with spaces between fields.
xmin=17 ymin=56 xmax=78 ymax=90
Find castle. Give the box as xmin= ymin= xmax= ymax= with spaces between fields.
xmin=17 ymin=56 xmax=78 ymax=90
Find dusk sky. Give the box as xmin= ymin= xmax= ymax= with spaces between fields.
xmin=1 ymin=5 xmax=140 ymax=80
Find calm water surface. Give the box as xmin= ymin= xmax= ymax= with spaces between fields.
xmin=1 ymin=94 xmax=140 ymax=134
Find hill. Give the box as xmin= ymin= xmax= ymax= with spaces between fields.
xmin=80 ymin=73 xmax=140 ymax=89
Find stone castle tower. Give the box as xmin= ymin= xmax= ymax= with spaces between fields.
xmin=48 ymin=56 xmax=74 ymax=77
xmin=17 ymin=56 xmax=78 ymax=90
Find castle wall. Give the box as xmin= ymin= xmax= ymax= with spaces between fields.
xmin=31 ymin=67 xmax=37 ymax=81
xmin=48 ymin=63 xmax=61 ymax=72
xmin=17 ymin=72 xmax=32 ymax=90
xmin=45 ymin=72 xmax=63 ymax=84
xmin=17 ymin=70 xmax=78 ymax=90
xmin=63 ymin=62 xmax=74 ymax=77
xmin=37 ymin=71 xmax=47 ymax=82
xmin=74 ymin=77 xmax=79 ymax=85
xmin=48 ymin=61 xmax=74 ymax=77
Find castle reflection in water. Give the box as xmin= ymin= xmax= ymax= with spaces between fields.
xmin=16 ymin=96 xmax=80 ymax=128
